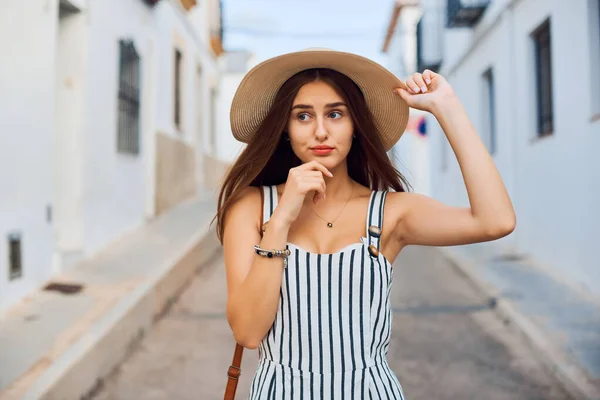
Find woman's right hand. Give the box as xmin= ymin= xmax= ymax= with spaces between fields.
xmin=274 ymin=161 xmax=333 ymax=227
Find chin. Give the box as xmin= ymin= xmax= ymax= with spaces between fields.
xmin=298 ymin=149 xmax=347 ymax=169
xmin=309 ymin=156 xmax=340 ymax=170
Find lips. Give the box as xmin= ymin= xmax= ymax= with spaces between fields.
xmin=310 ymin=145 xmax=334 ymax=155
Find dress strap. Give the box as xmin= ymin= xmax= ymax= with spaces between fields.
xmin=365 ymin=190 xmax=388 ymax=255
xmin=261 ymin=185 xmax=279 ymax=224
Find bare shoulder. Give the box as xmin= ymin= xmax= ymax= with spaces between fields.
xmin=224 ymin=186 xmax=263 ymax=233
xmin=228 ymin=186 xmax=262 ymax=213
xmin=386 ymin=191 xmax=423 ymax=206
xmin=384 ymin=191 xmax=422 ymax=222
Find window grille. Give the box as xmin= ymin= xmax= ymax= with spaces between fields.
xmin=117 ymin=39 xmax=141 ymax=154
xmin=8 ymin=233 xmax=22 ymax=280
xmin=482 ymin=68 xmax=496 ymax=154
xmin=532 ymin=20 xmax=554 ymax=136
xmin=174 ymin=49 xmax=183 ymax=129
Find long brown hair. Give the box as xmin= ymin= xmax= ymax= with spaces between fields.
xmin=216 ymin=68 xmax=410 ymax=242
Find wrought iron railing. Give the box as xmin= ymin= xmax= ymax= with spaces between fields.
xmin=447 ymin=0 xmax=490 ymax=28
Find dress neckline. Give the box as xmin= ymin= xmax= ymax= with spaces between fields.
xmin=286 ymin=239 xmax=392 ymax=265
xmin=263 ymin=185 xmax=390 ymax=263
xmin=286 ymin=240 xmax=366 ymax=257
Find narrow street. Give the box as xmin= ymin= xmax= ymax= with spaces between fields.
xmin=93 ymin=246 xmax=570 ymax=400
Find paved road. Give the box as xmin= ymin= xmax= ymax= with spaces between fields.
xmin=93 ymin=246 xmax=570 ymax=400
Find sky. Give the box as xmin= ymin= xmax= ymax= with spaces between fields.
xmin=221 ymin=0 xmax=397 ymax=67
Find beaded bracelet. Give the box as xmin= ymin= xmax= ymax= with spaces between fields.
xmin=254 ymin=245 xmax=290 ymax=268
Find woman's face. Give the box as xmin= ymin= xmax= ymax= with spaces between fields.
xmin=287 ymin=80 xmax=354 ymax=169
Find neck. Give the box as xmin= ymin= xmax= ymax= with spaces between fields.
xmin=314 ymin=162 xmax=354 ymax=203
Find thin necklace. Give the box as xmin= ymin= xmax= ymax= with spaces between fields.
xmin=306 ymin=183 xmax=355 ymax=228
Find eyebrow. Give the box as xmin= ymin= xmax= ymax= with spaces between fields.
xmin=291 ymin=102 xmax=347 ymax=111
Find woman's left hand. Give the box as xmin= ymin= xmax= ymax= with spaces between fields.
xmin=394 ymin=70 xmax=457 ymax=114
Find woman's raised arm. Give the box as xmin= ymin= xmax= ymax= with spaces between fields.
xmin=391 ymin=70 xmax=516 ymax=247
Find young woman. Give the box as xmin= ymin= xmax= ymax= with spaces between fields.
xmin=217 ymin=49 xmax=515 ymax=399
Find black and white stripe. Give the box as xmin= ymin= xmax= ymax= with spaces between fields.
xmin=250 ymin=185 xmax=405 ymax=399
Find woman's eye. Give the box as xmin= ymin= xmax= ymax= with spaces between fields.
xmin=298 ymin=113 xmax=310 ymax=121
xmin=329 ymin=111 xmax=342 ymax=119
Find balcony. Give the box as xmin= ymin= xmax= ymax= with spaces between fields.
xmin=447 ymin=0 xmax=490 ymax=28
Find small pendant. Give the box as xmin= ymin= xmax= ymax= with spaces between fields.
xmin=327 ymin=222 xmax=333 ymax=228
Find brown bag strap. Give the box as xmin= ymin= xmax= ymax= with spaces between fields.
xmin=224 ymin=343 xmax=244 ymax=400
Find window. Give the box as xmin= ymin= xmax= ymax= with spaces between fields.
xmin=174 ymin=49 xmax=183 ymax=129
xmin=8 ymin=232 xmax=22 ymax=280
xmin=481 ymin=68 xmax=496 ymax=154
xmin=117 ymin=39 xmax=141 ymax=154
xmin=532 ymin=19 xmax=554 ymax=136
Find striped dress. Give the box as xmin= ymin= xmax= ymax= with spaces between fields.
xmin=249 ymin=185 xmax=405 ymax=399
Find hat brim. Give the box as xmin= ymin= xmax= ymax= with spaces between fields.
xmin=230 ymin=49 xmax=409 ymax=152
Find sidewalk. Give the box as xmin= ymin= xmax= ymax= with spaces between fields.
xmin=0 ymin=193 xmax=221 ymax=400
xmin=440 ymin=246 xmax=600 ymax=400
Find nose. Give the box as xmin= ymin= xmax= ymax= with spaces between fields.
xmin=315 ymin=116 xmax=328 ymax=140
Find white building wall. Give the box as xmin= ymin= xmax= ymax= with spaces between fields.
xmin=430 ymin=0 xmax=600 ymax=295
xmin=0 ymin=0 xmax=57 ymax=312
xmin=186 ymin=0 xmax=221 ymax=144
xmin=393 ymin=130 xmax=430 ymax=195
xmin=215 ymin=52 xmax=254 ymax=164
xmin=80 ymin=0 xmax=152 ymax=257
xmin=82 ymin=0 xmax=218 ymax=256
xmin=54 ymin=5 xmax=88 ymax=269
xmin=0 ymin=0 xmax=220 ymax=313
xmin=385 ymin=4 xmax=431 ymax=196
xmin=216 ymin=73 xmax=246 ymax=163
xmin=188 ymin=0 xmax=221 ymax=49
xmin=152 ymin=0 xmax=219 ymax=195
xmin=154 ymin=0 xmax=218 ymax=144
xmin=386 ymin=7 xmax=421 ymax=79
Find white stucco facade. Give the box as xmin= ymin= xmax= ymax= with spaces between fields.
xmin=0 ymin=0 xmax=57 ymax=313
xmin=383 ymin=1 xmax=431 ymax=196
xmin=423 ymin=0 xmax=600 ymax=295
xmin=0 ymin=0 xmax=221 ymax=313
xmin=215 ymin=51 xmax=255 ymax=163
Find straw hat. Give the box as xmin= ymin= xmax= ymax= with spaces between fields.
xmin=229 ymin=48 xmax=409 ymax=151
